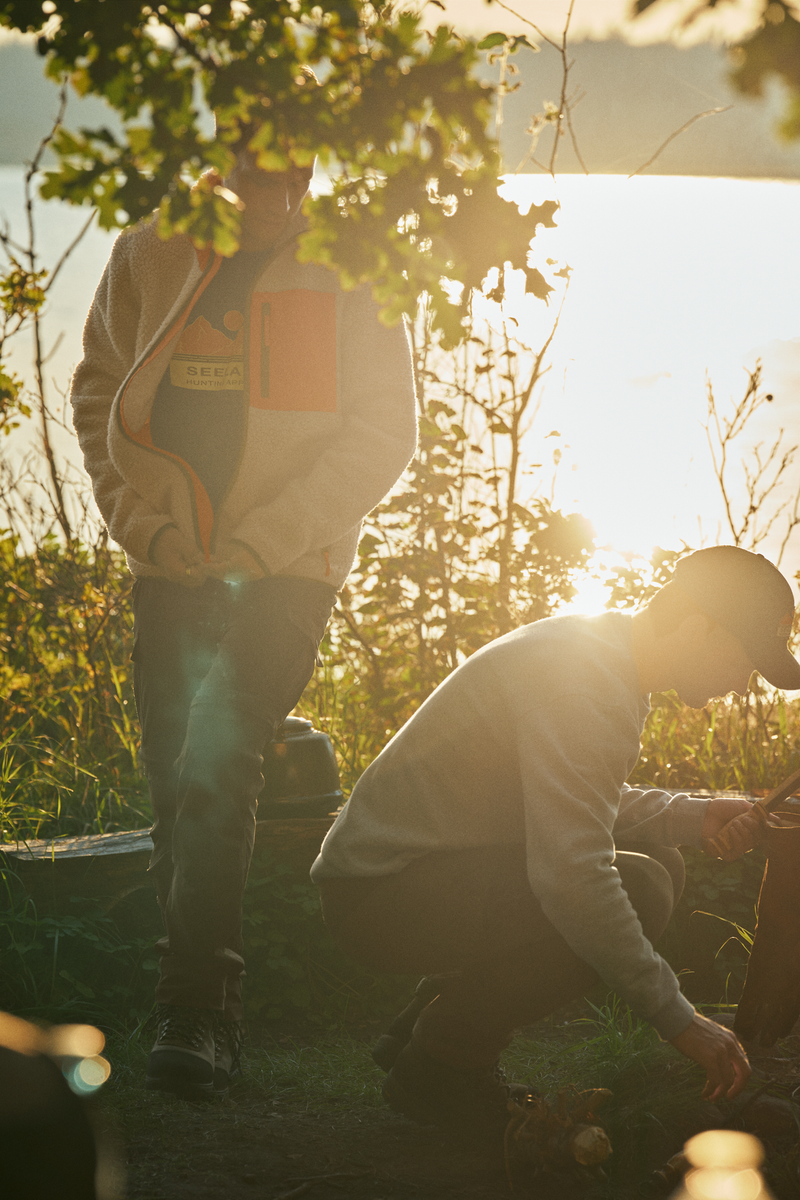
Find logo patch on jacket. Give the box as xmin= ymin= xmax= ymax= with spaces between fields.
xmin=169 ymin=312 xmax=244 ymax=390
xmin=249 ymin=289 xmax=337 ymax=412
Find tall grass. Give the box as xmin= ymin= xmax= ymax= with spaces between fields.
xmin=633 ymin=682 xmax=800 ymax=795
xmin=0 ymin=531 xmax=149 ymax=840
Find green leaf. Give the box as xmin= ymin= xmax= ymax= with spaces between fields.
xmin=478 ymin=32 xmax=509 ymax=50
xmin=0 ymin=1 xmax=557 ymax=342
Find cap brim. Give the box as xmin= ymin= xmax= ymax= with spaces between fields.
xmin=754 ymin=644 xmax=800 ymax=691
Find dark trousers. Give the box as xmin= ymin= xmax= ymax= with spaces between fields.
xmin=319 ymin=842 xmax=684 ymax=1067
xmin=133 ymin=574 xmax=335 ymax=1020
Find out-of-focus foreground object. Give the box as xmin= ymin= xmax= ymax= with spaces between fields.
xmin=0 ymin=1012 xmax=116 ymax=1199
xmin=668 ymin=1129 xmax=774 ymax=1199
xmin=504 ymin=1086 xmax=613 ymax=1189
xmin=735 ymin=815 xmax=800 ymax=1047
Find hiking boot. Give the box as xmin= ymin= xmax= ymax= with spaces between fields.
xmin=213 ymin=1018 xmax=244 ymax=1094
xmin=372 ymin=975 xmax=458 ymax=1072
xmin=145 ymin=1005 xmax=216 ymax=1100
xmin=382 ymin=1041 xmax=533 ymax=1133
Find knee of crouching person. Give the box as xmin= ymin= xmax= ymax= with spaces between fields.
xmin=614 ymin=849 xmax=678 ymax=945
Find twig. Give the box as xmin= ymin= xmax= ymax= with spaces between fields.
xmin=41 ymin=331 xmax=65 ymax=367
xmin=275 ymin=1184 xmax=313 ymax=1200
xmin=548 ymin=1 xmax=578 ymax=177
xmin=500 ymin=0 xmax=587 ymax=177
xmin=338 ymin=600 xmax=386 ymax=692
xmin=564 ymin=85 xmax=589 ymax=174
xmin=286 ymin=1171 xmax=373 ymax=1184
xmin=279 ymin=1170 xmax=373 ymax=1197
xmin=46 ymin=210 xmax=96 ymax=293
xmin=490 ymin=0 xmax=560 ymax=50
xmin=628 ymin=105 xmax=732 ymax=178
xmin=776 ymin=476 xmax=800 ymax=566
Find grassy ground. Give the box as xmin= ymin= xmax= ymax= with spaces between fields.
xmin=91 ymin=999 xmax=800 ymax=1200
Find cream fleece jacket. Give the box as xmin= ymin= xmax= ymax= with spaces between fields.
xmin=70 ymin=216 xmax=417 ymax=585
xmin=312 ymin=611 xmax=706 ymax=1041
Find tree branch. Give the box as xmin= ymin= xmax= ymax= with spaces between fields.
xmin=628 ymin=106 xmax=732 ymax=178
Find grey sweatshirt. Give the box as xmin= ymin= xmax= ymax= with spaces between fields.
xmin=312 ymin=610 xmax=705 ymax=1040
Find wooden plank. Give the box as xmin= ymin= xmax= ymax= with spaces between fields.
xmin=1 ymin=818 xmax=335 ymax=861
xmin=0 ymin=817 xmax=337 ymax=910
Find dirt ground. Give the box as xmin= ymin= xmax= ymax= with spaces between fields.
xmin=96 ymin=1017 xmax=800 ymax=1200
xmin=112 ymin=1097 xmax=549 ymax=1200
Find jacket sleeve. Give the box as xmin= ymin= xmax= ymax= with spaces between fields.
xmin=519 ymin=692 xmax=696 ymax=1041
xmin=69 ymin=233 xmax=174 ymax=564
xmin=229 ymin=285 xmax=418 ymax=574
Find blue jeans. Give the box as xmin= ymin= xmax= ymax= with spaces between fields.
xmin=133 ymin=574 xmax=335 ymax=1019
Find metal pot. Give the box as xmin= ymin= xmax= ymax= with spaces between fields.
xmin=259 ymin=716 xmax=343 ymax=819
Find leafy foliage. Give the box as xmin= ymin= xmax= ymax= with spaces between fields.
xmin=0 ymin=869 xmax=158 ymax=1023
xmin=0 ymin=263 xmax=41 ymax=434
xmin=0 ymin=531 xmax=146 ymax=842
xmin=241 ymin=853 xmax=410 ymax=1025
xmin=0 ymin=0 xmax=555 ymax=341
xmin=300 ymin=288 xmax=597 ymax=778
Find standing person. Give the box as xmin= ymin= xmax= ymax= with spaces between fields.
xmin=70 ymin=147 xmax=417 ymax=1098
xmin=312 ymin=547 xmax=800 ymax=1130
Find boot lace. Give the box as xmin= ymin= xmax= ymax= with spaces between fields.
xmin=212 ymin=1014 xmax=244 ymax=1074
xmin=144 ymin=1004 xmax=212 ymax=1050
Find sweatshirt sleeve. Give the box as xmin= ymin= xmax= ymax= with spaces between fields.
xmin=614 ymin=784 xmax=708 ymax=849
xmin=70 ymin=234 xmax=174 ymax=562
xmin=519 ymin=692 xmax=695 ymax=1041
xmin=229 ymin=285 xmax=417 ymax=575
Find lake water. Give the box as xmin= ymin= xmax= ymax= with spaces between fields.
xmin=2 ymin=166 xmax=799 ymax=586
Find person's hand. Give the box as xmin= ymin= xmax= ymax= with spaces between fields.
xmin=670 ymin=1012 xmax=750 ymax=1101
xmin=150 ymin=526 xmax=207 ymax=588
xmin=701 ymin=796 xmax=772 ymax=860
xmin=206 ymin=544 xmax=265 ymax=584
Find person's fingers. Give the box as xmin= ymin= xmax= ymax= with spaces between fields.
xmin=701 ymin=1039 xmax=750 ymax=1102
xmin=726 ymin=821 xmax=757 ymax=857
xmin=726 ymin=1050 xmax=751 ymax=1099
xmin=161 ymin=561 xmax=208 ymax=587
xmin=714 ymin=812 xmax=762 ymax=860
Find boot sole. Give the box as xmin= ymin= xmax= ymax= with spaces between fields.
xmin=146 ymin=1049 xmax=216 ymax=1102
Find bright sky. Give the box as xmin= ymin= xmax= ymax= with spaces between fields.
xmin=493 ymin=173 xmax=800 ymax=597
xmin=0 ymin=0 xmax=780 ymax=47
xmin=426 ymin=0 xmax=771 ymax=43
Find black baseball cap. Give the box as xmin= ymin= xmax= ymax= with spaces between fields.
xmin=671 ymin=546 xmax=800 ymax=690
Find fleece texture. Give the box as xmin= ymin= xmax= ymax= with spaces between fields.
xmin=312 ymin=610 xmax=707 ymax=1040
xmin=70 ymin=215 xmax=417 ymax=585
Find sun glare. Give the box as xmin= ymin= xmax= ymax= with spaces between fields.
xmin=562 ymin=571 xmax=616 ymax=616
xmin=498 ymin=174 xmax=800 ymax=577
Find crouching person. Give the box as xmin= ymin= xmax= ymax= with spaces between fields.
xmin=311 ymin=547 xmax=800 ymax=1132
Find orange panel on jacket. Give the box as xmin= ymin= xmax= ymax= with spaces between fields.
xmin=249 ymin=290 xmax=337 ymax=413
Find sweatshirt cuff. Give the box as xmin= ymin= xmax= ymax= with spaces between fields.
xmin=648 ymin=991 xmax=696 ymax=1042
xmin=667 ymin=792 xmax=710 ymax=848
